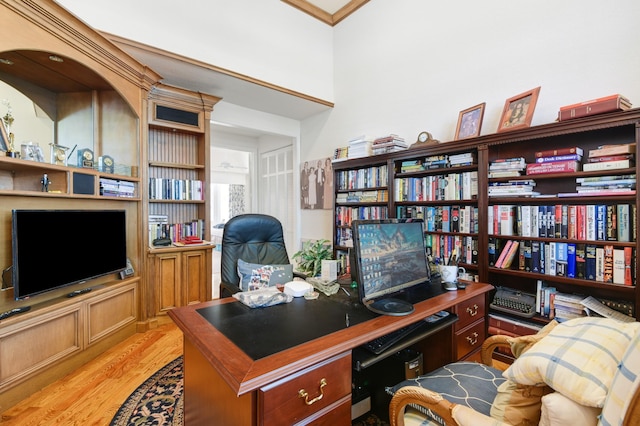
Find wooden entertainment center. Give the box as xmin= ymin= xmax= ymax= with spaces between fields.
xmin=0 ymin=0 xmax=218 ymax=410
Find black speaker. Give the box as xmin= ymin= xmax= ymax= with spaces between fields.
xmin=155 ymin=105 xmax=199 ymax=127
xmin=73 ymin=173 xmax=95 ymax=195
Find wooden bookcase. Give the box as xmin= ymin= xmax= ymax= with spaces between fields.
xmin=143 ymin=84 xmax=220 ymax=320
xmin=333 ymin=109 xmax=640 ymax=323
xmin=0 ymin=0 xmax=159 ymax=409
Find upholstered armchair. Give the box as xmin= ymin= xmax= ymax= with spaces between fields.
xmin=219 ymin=213 xmax=295 ymax=298
xmin=388 ymin=316 xmax=640 ymax=426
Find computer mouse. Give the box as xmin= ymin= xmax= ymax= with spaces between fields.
xmin=442 ymin=281 xmax=457 ymax=291
xmin=456 ymin=281 xmax=467 ymax=290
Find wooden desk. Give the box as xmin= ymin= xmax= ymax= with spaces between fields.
xmin=168 ymin=282 xmax=492 ymax=425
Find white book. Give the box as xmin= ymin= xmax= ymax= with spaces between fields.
xmin=521 ymin=205 xmax=532 ymax=237
xmin=547 ymin=241 xmax=557 ymax=276
xmin=488 ymin=205 xmax=494 ymax=234
xmin=586 ymin=205 xmax=596 ymax=240
xmin=530 ymin=206 xmax=539 ymax=237
xmin=583 ymin=159 xmax=633 ymax=172
xmin=596 ymin=247 xmax=604 ymax=282
xmin=613 ymin=248 xmax=626 ymax=284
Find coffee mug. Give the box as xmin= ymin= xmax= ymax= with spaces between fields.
xmin=439 ymin=265 xmax=466 ymax=283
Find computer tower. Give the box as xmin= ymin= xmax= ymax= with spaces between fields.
xmin=352 ymin=348 xmax=423 ymax=421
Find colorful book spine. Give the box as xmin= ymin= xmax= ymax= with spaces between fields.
xmin=526 ymin=160 xmax=580 ymax=175
xmin=535 ymin=146 xmax=584 ymax=157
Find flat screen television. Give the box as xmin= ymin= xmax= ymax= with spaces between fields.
xmin=351 ymin=218 xmax=439 ymax=315
xmin=11 ymin=209 xmax=127 ymax=300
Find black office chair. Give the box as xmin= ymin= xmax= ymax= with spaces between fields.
xmin=219 ymin=213 xmax=293 ymax=298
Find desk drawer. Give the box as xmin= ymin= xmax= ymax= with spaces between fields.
xmin=259 ymin=351 xmax=351 ymax=425
xmin=455 ymin=318 xmax=486 ymax=360
xmin=453 ymin=294 xmax=485 ymax=331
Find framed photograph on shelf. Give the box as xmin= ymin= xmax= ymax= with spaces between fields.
xmin=0 ymin=119 xmax=8 ymax=152
xmin=454 ymin=102 xmax=485 ymax=140
xmin=497 ymin=86 xmax=541 ymax=132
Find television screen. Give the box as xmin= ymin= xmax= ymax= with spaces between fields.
xmin=351 ymin=218 xmax=431 ymax=303
xmin=12 ymin=210 xmax=127 ymax=300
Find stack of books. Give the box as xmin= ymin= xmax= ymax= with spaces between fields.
xmin=332 ymin=146 xmax=349 ymax=162
xmin=552 ymin=291 xmax=587 ymax=321
xmin=573 ymin=174 xmax=636 ymax=196
xmin=558 ymin=94 xmax=632 ymax=121
xmin=448 ymin=152 xmax=476 ymax=167
xmin=347 ymin=135 xmax=373 ymax=159
xmin=584 ymin=143 xmax=636 ymax=172
xmin=372 ymin=134 xmax=407 ymax=155
xmin=489 ymin=157 xmax=526 ymax=178
xmin=526 ymin=147 xmax=582 ymax=175
xmin=400 ymin=159 xmax=426 ymax=173
xmin=100 ymin=178 xmax=136 ymax=198
xmin=488 ymin=179 xmax=538 ymax=197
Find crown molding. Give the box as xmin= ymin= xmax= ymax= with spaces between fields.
xmin=282 ymin=0 xmax=369 ymax=26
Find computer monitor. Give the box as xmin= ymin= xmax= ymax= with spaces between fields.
xmin=351 ymin=218 xmax=432 ymax=315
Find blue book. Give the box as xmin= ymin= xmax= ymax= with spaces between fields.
xmin=531 ymin=241 xmax=540 ymax=273
xmin=567 ymin=243 xmax=576 ymax=278
xmin=585 ymin=244 xmax=597 ymax=280
xmin=538 ymin=205 xmax=547 ymax=237
xmin=596 ymin=204 xmax=606 ymax=240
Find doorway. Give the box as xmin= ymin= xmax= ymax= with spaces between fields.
xmin=210 ymin=130 xmax=295 ymax=297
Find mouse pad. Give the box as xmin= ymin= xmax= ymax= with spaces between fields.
xmin=197 ymin=294 xmax=376 ymax=360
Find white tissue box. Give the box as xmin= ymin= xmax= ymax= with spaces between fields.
xmin=321 ymin=260 xmax=338 ymax=282
xmin=284 ymin=281 xmax=312 ymax=297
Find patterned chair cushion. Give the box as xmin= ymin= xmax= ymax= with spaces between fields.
xmin=598 ymin=326 xmax=640 ymax=426
xmin=387 ymin=362 xmax=506 ymax=423
xmin=503 ymin=317 xmax=640 ymax=408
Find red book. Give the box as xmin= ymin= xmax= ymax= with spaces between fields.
xmin=624 ymin=247 xmax=633 ymax=286
xmin=526 ymin=160 xmax=580 ymax=175
xmin=558 ymin=94 xmax=631 ymax=121
xmin=587 ymin=154 xmax=634 ymax=163
xmin=535 ymin=146 xmax=583 ymax=158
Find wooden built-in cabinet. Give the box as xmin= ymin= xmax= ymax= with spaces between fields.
xmin=143 ymin=84 xmax=220 ymax=320
xmin=333 ymin=109 xmax=640 ymax=348
xmin=0 ymin=0 xmax=158 ymax=410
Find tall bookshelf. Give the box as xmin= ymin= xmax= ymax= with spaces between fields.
xmin=143 ymin=84 xmax=220 ymax=320
xmin=332 ymin=109 xmax=640 ymax=322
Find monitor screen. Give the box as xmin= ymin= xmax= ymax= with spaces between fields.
xmin=351 ymin=219 xmax=430 ymax=303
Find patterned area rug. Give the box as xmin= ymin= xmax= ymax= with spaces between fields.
xmin=111 ymin=356 xmax=388 ymax=425
xmin=110 ymin=356 xmax=184 ymax=426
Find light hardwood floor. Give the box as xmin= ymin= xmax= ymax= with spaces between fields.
xmin=1 ymin=318 xmax=183 ymax=426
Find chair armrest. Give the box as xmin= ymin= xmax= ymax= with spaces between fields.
xmin=219 ymin=281 xmax=242 ymax=298
xmin=389 ymin=386 xmax=458 ymax=426
xmin=480 ymin=334 xmax=512 ymax=367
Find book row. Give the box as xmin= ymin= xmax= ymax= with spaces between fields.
xmin=426 ymin=234 xmax=478 ymax=266
xmin=398 ymin=152 xmax=476 ymax=172
xmin=335 ymin=165 xmax=388 ymax=190
xmin=489 ymin=239 xmax=635 ymax=286
xmin=148 ymin=218 xmax=206 ymax=245
xmin=334 ymin=205 xmax=388 ymax=227
xmin=149 ymin=178 xmax=204 ymax=201
xmin=335 ymin=189 xmax=388 ymax=203
xmin=394 ymin=171 xmax=479 ymax=202
xmin=489 ymin=203 xmax=636 ymax=242
xmin=396 ymin=205 xmax=479 ymax=234
xmin=99 ymin=178 xmax=136 ymax=198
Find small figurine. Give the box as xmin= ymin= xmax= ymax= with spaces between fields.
xmin=41 ymin=173 xmax=50 ymax=192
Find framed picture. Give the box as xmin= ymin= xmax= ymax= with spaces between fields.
xmin=455 ymin=102 xmax=485 ymax=140
xmin=497 ymin=86 xmax=541 ymax=132
xmin=0 ymin=119 xmax=8 ymax=152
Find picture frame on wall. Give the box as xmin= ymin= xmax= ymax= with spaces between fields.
xmin=455 ymin=102 xmax=485 ymax=140
xmin=0 ymin=119 xmax=8 ymax=152
xmin=497 ymin=86 xmax=541 ymax=132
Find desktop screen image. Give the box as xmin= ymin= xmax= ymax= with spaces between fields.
xmin=352 ymin=219 xmax=430 ymax=302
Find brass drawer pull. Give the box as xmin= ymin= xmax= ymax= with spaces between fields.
xmin=466 ymin=332 xmax=479 ymax=346
xmin=298 ymin=378 xmax=327 ymax=406
xmin=466 ymin=304 xmax=479 ymax=317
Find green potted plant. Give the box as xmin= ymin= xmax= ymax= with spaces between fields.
xmin=292 ymin=239 xmax=333 ymax=277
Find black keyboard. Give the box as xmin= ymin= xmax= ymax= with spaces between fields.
xmin=362 ymin=311 xmax=451 ymax=355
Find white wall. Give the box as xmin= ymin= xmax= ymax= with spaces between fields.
xmin=299 ymin=0 xmax=640 ymax=241
xmin=55 ymin=0 xmax=335 ymax=102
